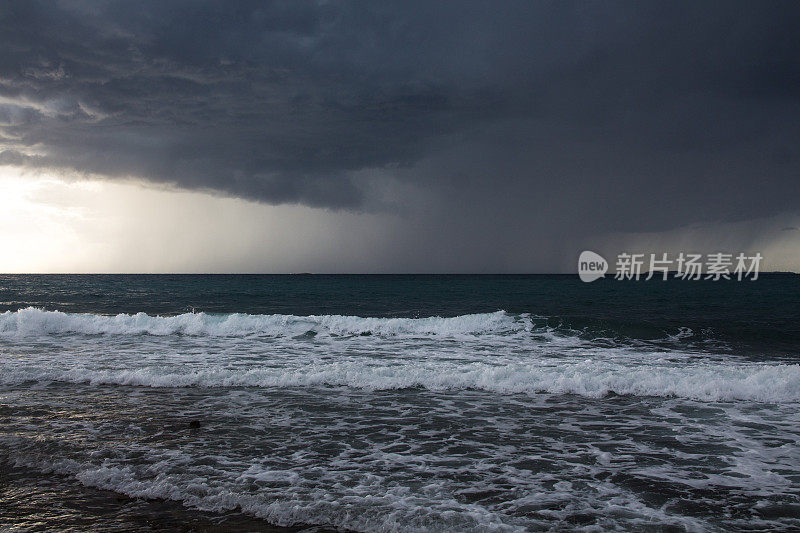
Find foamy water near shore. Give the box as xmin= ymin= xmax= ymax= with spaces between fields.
xmin=3 ymin=304 xmax=800 ymax=531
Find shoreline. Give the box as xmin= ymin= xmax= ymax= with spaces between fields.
xmin=0 ymin=463 xmax=329 ymax=532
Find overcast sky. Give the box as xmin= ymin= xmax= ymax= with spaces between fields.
xmin=0 ymin=1 xmax=798 ymax=272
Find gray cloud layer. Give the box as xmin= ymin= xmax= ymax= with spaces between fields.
xmin=1 ymin=1 xmax=799 ymax=269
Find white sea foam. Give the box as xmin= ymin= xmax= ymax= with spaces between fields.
xmin=3 ymin=360 xmax=798 ymax=402
xmin=6 ymin=448 xmax=714 ymax=532
xmin=0 ymin=307 xmax=525 ymax=337
xmin=7 ymin=455 xmax=523 ymax=532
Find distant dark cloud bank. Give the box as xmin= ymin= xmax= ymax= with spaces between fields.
xmin=1 ymin=1 xmax=798 ymax=269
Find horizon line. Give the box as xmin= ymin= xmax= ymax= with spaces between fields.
xmin=1 ymin=272 xmax=798 ymax=276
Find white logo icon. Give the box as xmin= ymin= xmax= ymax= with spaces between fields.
xmin=578 ymin=251 xmax=607 ymax=282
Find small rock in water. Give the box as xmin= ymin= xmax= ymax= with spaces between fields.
xmin=188 ymin=420 xmax=201 ymax=429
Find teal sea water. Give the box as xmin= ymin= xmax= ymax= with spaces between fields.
xmin=1 ymin=274 xmax=799 ymax=530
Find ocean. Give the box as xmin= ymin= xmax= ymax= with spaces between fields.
xmin=1 ymin=274 xmax=799 ymax=531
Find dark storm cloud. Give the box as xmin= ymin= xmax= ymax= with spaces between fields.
xmin=1 ymin=0 xmax=799 ymax=230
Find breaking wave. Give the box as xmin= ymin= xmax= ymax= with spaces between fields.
xmin=2 ymin=308 xmax=795 ymax=402
xmin=3 ymin=360 xmax=799 ymax=402
xmin=0 ymin=307 xmax=525 ymax=338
